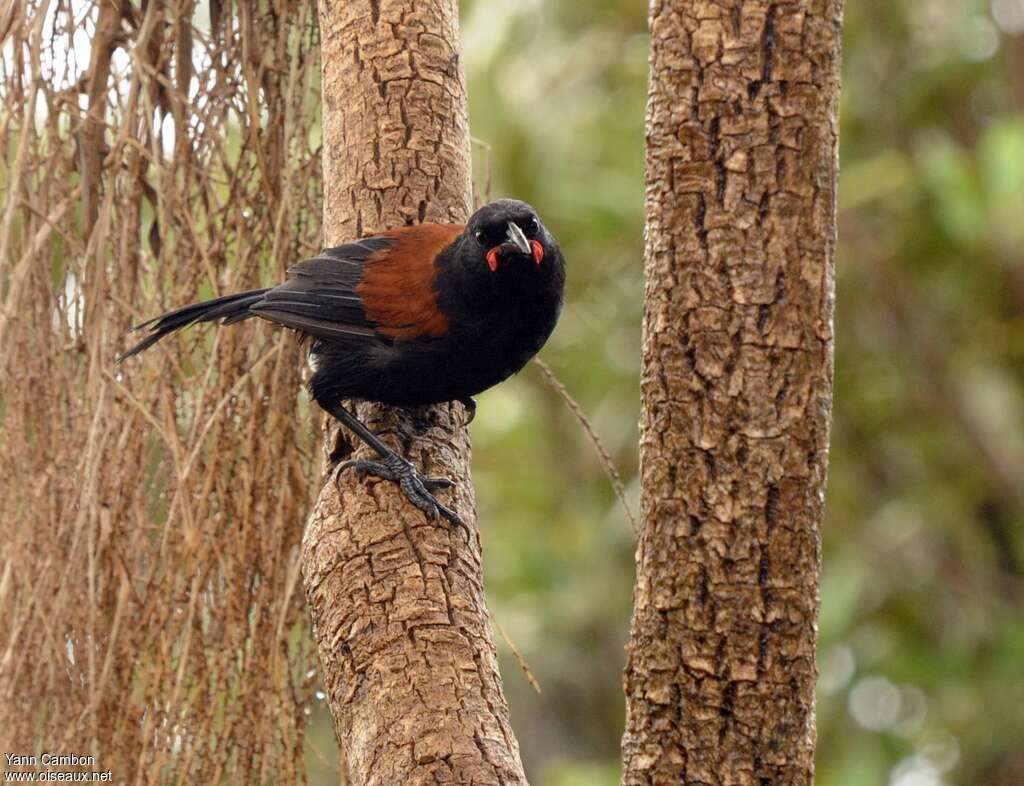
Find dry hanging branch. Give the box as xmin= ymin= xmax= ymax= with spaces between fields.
xmin=533 ymin=357 xmax=638 ymax=534
xmin=1 ymin=3 xmax=322 ymax=782
xmin=300 ymin=2 xmax=528 ymax=783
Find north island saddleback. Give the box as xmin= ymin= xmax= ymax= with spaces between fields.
xmin=119 ymin=199 xmax=566 ymax=526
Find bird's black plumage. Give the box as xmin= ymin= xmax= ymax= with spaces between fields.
xmin=120 ymin=199 xmax=566 ymax=526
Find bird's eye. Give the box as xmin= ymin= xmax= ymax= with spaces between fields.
xmin=526 ymin=216 xmax=540 ymax=236
xmin=474 ymin=230 xmax=486 ymax=243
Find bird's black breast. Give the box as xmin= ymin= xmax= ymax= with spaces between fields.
xmin=431 ymin=250 xmax=566 ymax=402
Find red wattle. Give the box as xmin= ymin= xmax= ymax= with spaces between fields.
xmin=486 ymin=248 xmax=500 ymax=272
xmin=530 ymin=240 xmax=544 ymax=265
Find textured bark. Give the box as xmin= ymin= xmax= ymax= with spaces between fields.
xmin=622 ymin=2 xmax=842 ymax=785
xmin=301 ymin=3 xmax=528 ymax=785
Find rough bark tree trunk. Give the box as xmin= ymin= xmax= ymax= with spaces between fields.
xmin=301 ymin=3 xmax=528 ymax=784
xmin=621 ymin=2 xmax=842 ymax=785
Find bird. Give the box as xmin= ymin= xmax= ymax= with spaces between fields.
xmin=119 ymin=199 xmax=566 ymax=527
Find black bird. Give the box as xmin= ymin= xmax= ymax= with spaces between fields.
xmin=120 ymin=199 xmax=566 ymax=526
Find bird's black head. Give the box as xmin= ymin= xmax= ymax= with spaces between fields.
xmin=436 ymin=198 xmax=565 ymax=362
xmin=438 ymin=198 xmax=565 ymax=321
xmin=465 ymin=199 xmax=554 ymax=274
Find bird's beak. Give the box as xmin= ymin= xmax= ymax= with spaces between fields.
xmin=505 ymin=221 xmax=531 ymax=256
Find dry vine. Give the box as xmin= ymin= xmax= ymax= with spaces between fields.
xmin=1 ymin=2 xmax=323 ymax=782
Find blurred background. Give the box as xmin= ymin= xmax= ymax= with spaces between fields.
xmin=2 ymin=0 xmax=1021 ymax=783
xmin=305 ymin=1 xmax=1024 ymax=784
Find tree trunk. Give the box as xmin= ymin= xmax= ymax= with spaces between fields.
xmin=622 ymin=2 xmax=842 ymax=785
xmin=301 ymin=3 xmax=528 ymax=784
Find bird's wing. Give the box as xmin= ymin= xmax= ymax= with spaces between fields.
xmin=248 ymin=239 xmax=384 ymax=340
xmin=356 ymin=223 xmax=464 ymax=340
xmin=249 ymin=224 xmax=463 ymax=343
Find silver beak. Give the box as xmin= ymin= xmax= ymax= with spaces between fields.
xmin=505 ymin=221 xmax=531 ymax=256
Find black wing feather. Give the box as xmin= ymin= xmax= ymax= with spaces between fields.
xmin=118 ymin=289 xmax=270 ymax=361
xmin=119 ymin=238 xmax=393 ymax=360
xmin=249 ymin=237 xmax=391 ymax=341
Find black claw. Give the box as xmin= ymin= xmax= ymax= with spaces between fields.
xmin=459 ymin=397 xmax=477 ymax=425
xmin=336 ymin=454 xmax=463 ymax=528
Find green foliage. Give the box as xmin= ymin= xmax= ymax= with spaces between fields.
xmin=827 ymin=4 xmax=1024 ymax=783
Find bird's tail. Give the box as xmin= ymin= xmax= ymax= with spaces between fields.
xmin=117 ymin=288 xmax=270 ymax=362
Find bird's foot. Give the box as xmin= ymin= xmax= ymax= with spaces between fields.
xmin=337 ymin=453 xmax=463 ymax=527
xmin=459 ymin=397 xmax=477 ymax=425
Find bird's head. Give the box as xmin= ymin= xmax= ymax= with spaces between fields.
xmin=465 ymin=199 xmax=552 ymax=274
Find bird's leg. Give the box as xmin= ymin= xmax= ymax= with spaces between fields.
xmin=323 ymin=402 xmax=463 ymax=527
xmin=459 ymin=397 xmax=477 ymax=425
